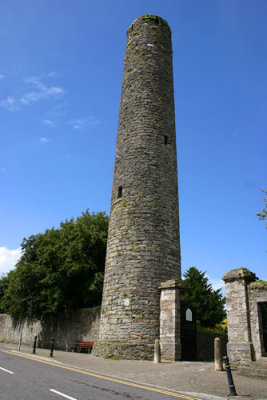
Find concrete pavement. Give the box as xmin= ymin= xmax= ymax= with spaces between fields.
xmin=1 ymin=343 xmax=266 ymax=400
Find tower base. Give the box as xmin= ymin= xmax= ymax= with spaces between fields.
xmin=92 ymin=340 xmax=154 ymax=360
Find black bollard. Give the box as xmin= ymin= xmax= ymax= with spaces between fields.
xmin=32 ymin=335 xmax=37 ymax=354
xmin=223 ymin=355 xmax=237 ymax=396
xmin=50 ymin=337 xmax=54 ymax=357
xmin=18 ymin=331 xmax=22 ymax=352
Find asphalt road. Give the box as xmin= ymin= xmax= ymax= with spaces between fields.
xmin=0 ymin=350 xmax=198 ymax=400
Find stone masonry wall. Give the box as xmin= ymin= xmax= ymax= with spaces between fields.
xmin=159 ymin=280 xmax=182 ymax=361
xmin=223 ymin=268 xmax=257 ymax=365
xmin=0 ymin=309 xmax=225 ymax=361
xmin=0 ymin=307 xmax=100 ymax=350
xmin=0 ymin=314 xmax=41 ymax=345
xmin=95 ymin=15 xmax=181 ymax=360
xmin=248 ymin=284 xmax=267 ymax=360
xmin=225 ymin=279 xmax=250 ymax=343
xmin=197 ymin=332 xmax=228 ymax=361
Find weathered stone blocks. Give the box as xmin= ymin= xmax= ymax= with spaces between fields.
xmin=223 ymin=268 xmax=267 ymax=365
xmin=223 ymin=268 xmax=257 ymax=364
xmin=93 ymin=15 xmax=181 ymax=359
xmin=159 ymin=280 xmax=184 ymax=361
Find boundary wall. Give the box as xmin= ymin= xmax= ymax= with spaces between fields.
xmin=0 ymin=307 xmax=100 ymax=350
xmin=0 ymin=307 xmax=226 ymax=360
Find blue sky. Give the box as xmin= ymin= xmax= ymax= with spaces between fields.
xmin=0 ymin=0 xmax=266 ymax=289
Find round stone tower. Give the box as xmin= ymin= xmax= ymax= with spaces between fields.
xmin=93 ymin=15 xmax=181 ymax=360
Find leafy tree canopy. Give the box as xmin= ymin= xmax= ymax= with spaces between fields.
xmin=257 ymin=189 xmax=267 ymax=227
xmin=0 ymin=210 xmax=108 ymax=320
xmin=183 ymin=266 xmax=226 ymax=328
xmin=0 ymin=273 xmax=11 ymax=313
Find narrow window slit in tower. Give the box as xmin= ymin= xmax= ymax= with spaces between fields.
xmin=164 ymin=135 xmax=168 ymax=145
xmin=118 ymin=186 xmax=123 ymax=198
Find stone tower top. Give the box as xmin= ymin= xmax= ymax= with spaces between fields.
xmin=129 ymin=15 xmax=171 ymax=30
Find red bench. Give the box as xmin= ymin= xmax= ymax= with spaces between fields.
xmin=69 ymin=341 xmax=94 ymax=353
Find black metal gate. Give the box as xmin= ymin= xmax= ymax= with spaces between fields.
xmin=259 ymin=302 xmax=267 ymax=356
xmin=180 ymin=302 xmax=197 ymax=361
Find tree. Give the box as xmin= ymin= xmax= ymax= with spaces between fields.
xmin=183 ymin=267 xmax=225 ymax=328
xmin=1 ymin=210 xmax=109 ymax=320
xmin=257 ymin=189 xmax=267 ymax=227
xmin=0 ymin=272 xmax=12 ymax=313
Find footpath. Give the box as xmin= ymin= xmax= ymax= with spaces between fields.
xmin=1 ymin=343 xmax=267 ymax=400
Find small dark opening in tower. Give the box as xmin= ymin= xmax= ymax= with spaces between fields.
xmin=118 ymin=186 xmax=123 ymax=198
xmin=164 ymin=135 xmax=168 ymax=145
xmin=155 ymin=18 xmax=159 ymax=25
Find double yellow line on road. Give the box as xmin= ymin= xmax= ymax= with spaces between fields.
xmin=1 ymin=349 xmax=199 ymax=400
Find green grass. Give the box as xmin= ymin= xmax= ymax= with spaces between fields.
xmin=110 ymin=355 xmax=119 ymax=360
xmin=141 ymin=15 xmax=168 ymax=26
xmin=104 ymin=354 xmax=119 ymax=360
xmin=197 ymin=325 xmax=226 ymax=335
xmin=249 ymin=280 xmax=267 ymax=290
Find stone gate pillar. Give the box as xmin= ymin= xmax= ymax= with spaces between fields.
xmin=222 ymin=268 xmax=257 ymax=364
xmin=159 ymin=280 xmax=184 ymax=361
